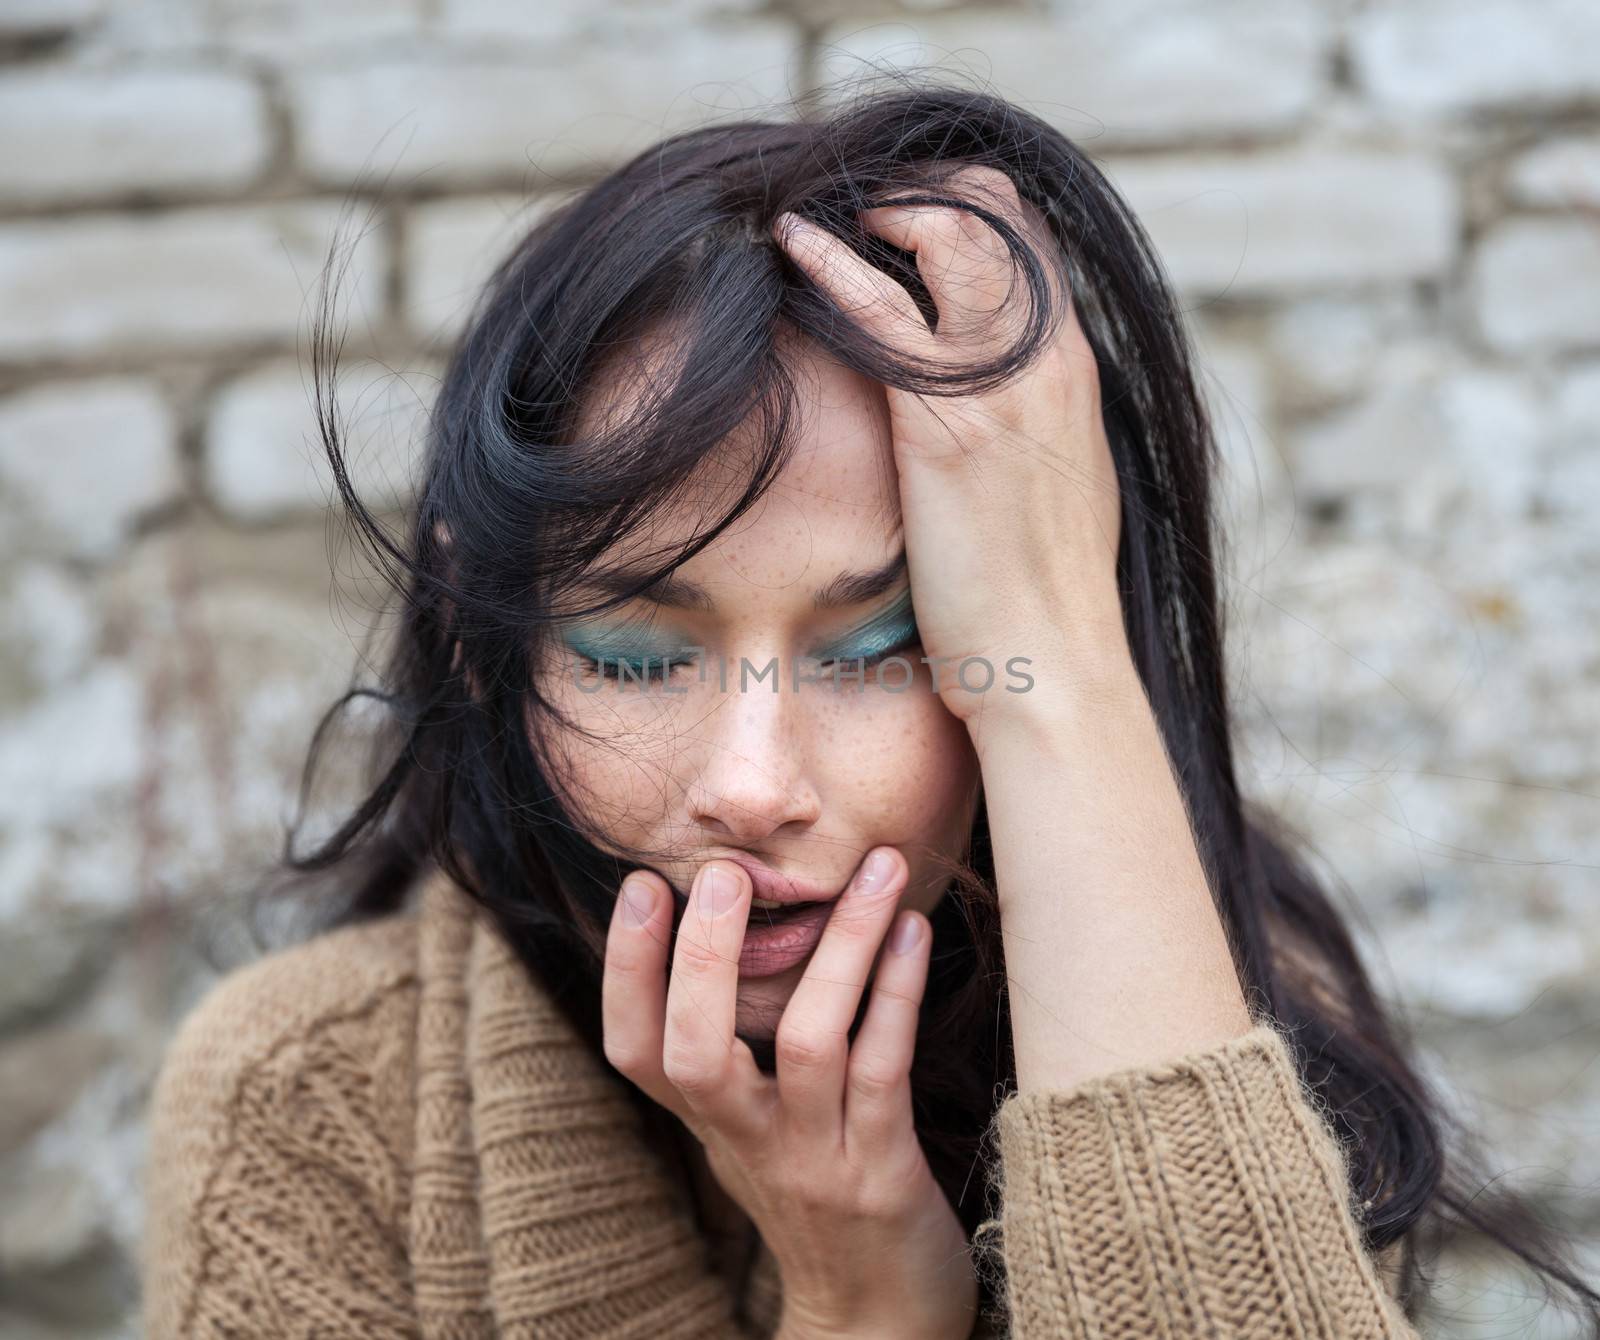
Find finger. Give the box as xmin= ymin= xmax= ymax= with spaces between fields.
xmin=600 ymin=870 xmax=683 ymax=1113
xmin=859 ymin=169 xmax=1060 ymax=346
xmin=771 ymin=212 xmax=937 ymax=358
xmin=869 ymin=162 xmax=1034 ymax=260
xmin=857 ymin=201 xmax=1016 ymax=342
xmin=774 ymin=846 xmax=908 ymax=1138
xmin=843 ymin=908 xmax=931 ymax=1161
xmin=662 ymin=859 xmax=766 ymax=1139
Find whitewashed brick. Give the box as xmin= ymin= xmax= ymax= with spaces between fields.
xmin=438 ymin=0 xmax=765 ymax=43
xmin=1101 ymin=151 xmax=1459 ymax=295
xmin=91 ymin=527 xmax=405 ymax=892
xmin=404 ymin=193 xmax=574 ymax=340
xmin=1189 ymin=326 xmax=1298 ymax=632
xmin=1429 ymin=522 xmax=1600 ymax=782
xmin=1381 ymin=896 xmax=1590 ymax=1021
xmin=1351 ymin=0 xmax=1600 ymax=115
xmin=1540 ymin=363 xmax=1600 ymax=528
xmin=1471 ymin=218 xmax=1600 ymax=355
xmin=817 ymin=3 xmax=1326 ymax=146
xmin=0 ymin=893 xmax=111 ymax=1030
xmin=65 ymin=1 xmax=418 ymax=59
xmin=0 ymin=0 xmax=102 ymax=34
xmin=0 ymin=203 xmax=387 ymax=361
xmin=0 ymin=68 xmax=270 ymax=206
xmin=0 ymin=564 xmax=97 ymax=688
xmin=0 ymin=663 xmax=144 ymax=834
xmin=289 ymin=31 xmax=801 ymax=186
xmin=1266 ymin=294 xmax=1425 ymax=406
xmin=1186 ymin=323 xmax=1282 ymax=516
xmin=71 ymin=0 xmax=209 ymax=55
xmin=1537 ymin=437 xmax=1600 ymax=532
xmin=1555 ymin=362 xmax=1600 ymax=438
xmin=1235 ymin=540 xmax=1495 ymax=783
xmin=211 ymin=0 xmax=424 ymax=59
xmin=1289 ymin=368 xmax=1544 ymax=533
xmin=435 ymin=0 xmax=595 ymax=42
xmin=0 ymin=380 xmax=180 ymax=561
xmin=205 ymin=361 xmax=432 ymax=521
xmin=1507 ymin=135 xmax=1600 ymax=210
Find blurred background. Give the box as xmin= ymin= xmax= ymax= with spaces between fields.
xmin=1 ymin=0 xmax=1597 ymax=1335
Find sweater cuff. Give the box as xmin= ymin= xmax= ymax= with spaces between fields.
xmin=981 ymin=1022 xmax=1411 ymax=1338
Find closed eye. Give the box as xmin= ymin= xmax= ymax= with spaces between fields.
xmin=572 ymin=651 xmax=698 ymax=685
xmin=816 ymin=625 xmax=921 ymax=671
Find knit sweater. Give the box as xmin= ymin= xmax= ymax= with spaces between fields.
xmin=143 ymin=864 xmax=1421 ymax=1338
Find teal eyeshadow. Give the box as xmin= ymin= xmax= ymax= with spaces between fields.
xmin=558 ymin=619 xmax=696 ymax=666
xmin=557 ymin=588 xmax=918 ymax=666
xmin=810 ymin=589 xmax=918 ymax=663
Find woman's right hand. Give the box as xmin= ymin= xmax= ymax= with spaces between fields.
xmin=601 ymin=847 xmax=980 ymax=1340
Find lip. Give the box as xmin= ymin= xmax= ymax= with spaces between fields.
xmin=663 ymin=855 xmax=847 ymax=978
xmin=735 ymin=899 xmax=835 ymax=977
xmin=683 ymin=851 xmax=846 ymax=907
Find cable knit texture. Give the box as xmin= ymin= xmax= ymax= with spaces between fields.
xmin=143 ymin=866 xmax=1420 ymax=1338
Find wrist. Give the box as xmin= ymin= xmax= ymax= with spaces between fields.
xmin=964 ymin=636 xmax=1147 ymax=756
xmin=776 ymin=1319 xmax=963 ymax=1340
xmin=774 ymin=1314 xmax=870 ymax=1340
xmin=777 ymin=1298 xmax=974 ymax=1340
xmin=984 ymin=581 xmax=1137 ymax=704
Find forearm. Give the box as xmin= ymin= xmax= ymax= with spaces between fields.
xmin=970 ymin=619 xmax=1255 ymax=1096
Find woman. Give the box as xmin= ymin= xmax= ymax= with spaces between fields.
xmin=142 ymin=82 xmax=1600 ymax=1337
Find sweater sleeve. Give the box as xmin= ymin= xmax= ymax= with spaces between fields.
xmin=970 ymin=1022 xmax=1421 ymax=1339
xmin=141 ymin=929 xmax=423 ymax=1339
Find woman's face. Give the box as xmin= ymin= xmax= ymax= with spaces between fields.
xmin=535 ymin=331 xmax=982 ymax=1037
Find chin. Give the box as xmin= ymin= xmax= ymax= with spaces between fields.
xmin=732 ymin=956 xmax=877 ymax=1045
xmin=733 ymin=973 xmax=802 ymax=1039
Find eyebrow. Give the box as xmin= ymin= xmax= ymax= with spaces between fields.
xmin=575 ymin=546 xmax=908 ymax=613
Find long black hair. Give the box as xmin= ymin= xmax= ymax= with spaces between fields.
xmin=279 ymin=73 xmax=1600 ymax=1332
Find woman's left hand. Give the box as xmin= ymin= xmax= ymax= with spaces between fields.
xmin=772 ymin=166 xmax=1131 ymax=729
xmin=775 ymin=170 xmax=1255 ymax=1100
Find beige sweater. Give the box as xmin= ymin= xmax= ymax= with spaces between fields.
xmin=143 ymin=864 xmax=1420 ymax=1338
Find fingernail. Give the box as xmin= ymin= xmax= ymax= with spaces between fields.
xmin=620 ymin=877 xmax=654 ymax=927
xmin=774 ymin=212 xmax=813 ymax=247
xmin=890 ymin=915 xmax=922 ymax=955
xmin=857 ymin=848 xmax=897 ymax=893
xmin=697 ymin=863 xmax=742 ymax=917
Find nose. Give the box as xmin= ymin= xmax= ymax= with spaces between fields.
xmin=682 ymin=669 xmax=823 ymax=847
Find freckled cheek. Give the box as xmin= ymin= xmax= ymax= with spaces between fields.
xmin=827 ymin=695 xmax=968 ymax=807
xmin=816 ymin=691 xmax=980 ymax=902
xmin=530 ymin=680 xmax=688 ymax=845
xmin=555 ymin=751 xmax=663 ymax=846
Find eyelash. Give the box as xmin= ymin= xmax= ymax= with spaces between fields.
xmin=574 ymin=653 xmax=697 ymax=684
xmin=572 ymin=626 xmax=922 ymax=686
